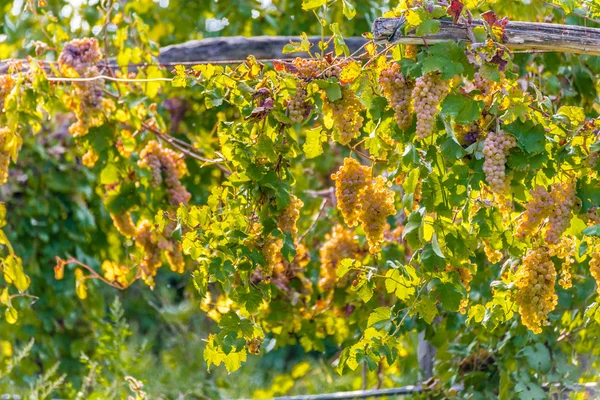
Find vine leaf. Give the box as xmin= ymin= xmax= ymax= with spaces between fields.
xmin=303 ymin=127 xmax=327 ymax=159
xmin=441 ymin=94 xmax=483 ymax=124
xmin=301 ymin=0 xmax=327 ymax=10
xmin=430 ymin=278 xmax=463 ymax=312
xmin=504 ymin=120 xmax=545 ymax=154
xmin=367 ymin=307 xmax=391 ymax=327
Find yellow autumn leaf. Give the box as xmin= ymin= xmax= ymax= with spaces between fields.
xmin=5 ymin=306 xmax=18 ymax=324
xmin=339 ymin=61 xmax=361 ymax=85
xmin=3 ymin=255 xmax=30 ymax=293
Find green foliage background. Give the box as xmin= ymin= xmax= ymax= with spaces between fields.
xmin=2 ymin=0 xmax=600 ymax=399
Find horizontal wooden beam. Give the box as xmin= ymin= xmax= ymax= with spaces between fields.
xmin=372 ymin=18 xmax=600 ymax=56
xmin=158 ymin=36 xmax=368 ymax=64
xmin=0 ymin=36 xmax=368 ymax=74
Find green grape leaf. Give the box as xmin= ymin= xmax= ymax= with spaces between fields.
xmin=504 ymin=120 xmax=546 ymax=154
xmin=416 ymin=19 xmax=440 ymax=35
xmin=282 ymin=33 xmax=312 ymax=54
xmin=421 ymin=243 xmax=445 ymax=273
xmin=582 ymin=224 xmax=600 ymax=237
xmin=430 ymin=278 xmax=463 ymax=312
xmin=342 ymin=0 xmax=356 ymax=19
xmin=522 ymin=343 xmax=551 ymax=374
xmin=100 ymin=163 xmax=120 ymax=185
xmin=414 ymin=297 xmax=438 ymax=324
xmin=337 ymin=258 xmax=354 ymax=279
xmin=303 ymin=127 xmax=326 ymax=159
xmin=367 ymin=307 xmax=391 ymax=327
xmin=302 ymin=0 xmax=327 ymax=10
xmin=441 ymin=94 xmax=484 ymax=124
xmin=172 ymin=65 xmax=187 ymax=87
xmin=352 ymin=273 xmax=374 ymax=303
xmin=421 ymin=42 xmax=466 ymax=80
xmin=467 ymin=304 xmax=486 ymax=325
xmin=330 ymin=23 xmax=349 ymax=57
xmin=314 ymin=79 xmax=342 ymax=102
xmin=385 ymin=268 xmax=417 ymax=301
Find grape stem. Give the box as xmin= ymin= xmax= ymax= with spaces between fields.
xmin=62 ymin=257 xmax=129 ymax=290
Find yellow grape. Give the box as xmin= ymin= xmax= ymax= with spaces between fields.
xmin=323 ymin=87 xmax=364 ymax=146
xmin=278 ymin=195 xmax=304 ymax=243
xmin=318 ymin=224 xmax=360 ymax=292
xmin=358 ymin=176 xmax=396 ymax=253
xmin=515 ymin=247 xmax=558 ymax=334
xmin=110 ymin=212 xmax=137 ymax=238
xmin=331 ymin=158 xmax=372 ymax=227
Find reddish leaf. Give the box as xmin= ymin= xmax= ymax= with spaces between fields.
xmin=273 ymin=60 xmax=286 ymax=72
xmin=481 ymin=10 xmax=499 ymax=26
xmin=447 ymin=0 xmax=464 ymax=24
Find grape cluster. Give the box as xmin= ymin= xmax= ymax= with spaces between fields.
xmin=278 ymin=195 xmax=304 ymax=242
xmin=135 ymin=219 xmax=162 ymax=288
xmin=81 ymin=149 xmax=99 ymax=167
xmin=412 ymin=73 xmax=449 ymax=141
xmin=589 ymin=243 xmax=600 ymax=295
xmin=288 ymin=80 xmax=310 ymax=123
xmin=165 ymin=241 xmax=185 ymax=274
xmin=271 ymin=243 xmax=312 ymax=296
xmin=138 ymin=141 xmax=191 ymax=206
xmin=412 ymin=181 xmax=422 ymax=211
xmin=358 ymin=176 xmax=397 ymax=253
xmin=291 ymin=57 xmax=348 ymax=80
xmin=516 ymin=182 xmax=577 ymax=244
xmin=102 ymin=260 xmax=130 ymax=288
xmin=482 ymin=130 xmax=517 ymax=195
xmin=545 ymin=182 xmax=576 ymax=245
xmin=58 ymin=38 xmax=102 ymax=74
xmin=0 ymin=127 xmax=11 ymax=185
xmin=515 ymin=247 xmax=558 ymax=334
xmin=318 ymin=224 xmax=360 ymax=292
xmin=463 ymin=130 xmax=479 ymax=146
xmin=323 ymin=87 xmax=364 ymax=145
xmin=379 ymin=63 xmax=414 ymax=130
xmin=516 ymin=186 xmax=553 ymax=239
xmin=261 ymin=238 xmax=282 ymax=278
xmin=472 ymin=72 xmax=502 ymax=106
xmin=331 ymin=158 xmax=372 ymax=227
xmin=323 ymin=86 xmax=364 ymax=146
xmin=246 ymin=338 xmax=262 ymax=355
xmin=110 ymin=212 xmax=137 ymax=238
xmin=446 ymin=265 xmax=473 ymax=314
xmin=550 ymin=236 xmax=575 ymax=289
xmin=58 ymin=39 xmax=107 ymax=137
xmin=483 ymin=240 xmax=503 ymax=264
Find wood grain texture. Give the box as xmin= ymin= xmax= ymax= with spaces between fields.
xmin=372 ymin=18 xmax=600 ymax=56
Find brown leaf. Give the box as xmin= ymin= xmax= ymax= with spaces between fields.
xmin=447 ymin=0 xmax=464 ymax=24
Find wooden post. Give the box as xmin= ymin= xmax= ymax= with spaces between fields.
xmin=372 ymin=18 xmax=600 ymax=56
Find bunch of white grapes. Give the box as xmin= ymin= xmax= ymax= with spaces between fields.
xmin=412 ymin=73 xmax=449 ymax=141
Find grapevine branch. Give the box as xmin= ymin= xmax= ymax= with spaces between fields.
xmin=140 ymin=122 xmax=232 ymax=175
xmin=60 ymin=257 xmax=128 ymax=290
